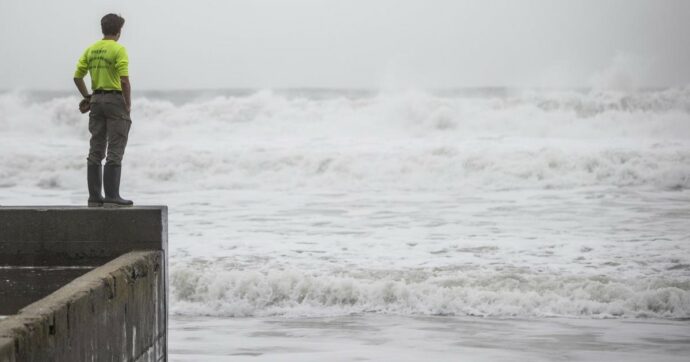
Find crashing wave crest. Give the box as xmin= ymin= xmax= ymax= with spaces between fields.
xmin=171 ymin=266 xmax=690 ymax=319
xmin=0 ymin=88 xmax=688 ymax=191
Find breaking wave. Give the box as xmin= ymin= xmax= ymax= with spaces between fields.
xmin=3 ymin=89 xmax=690 ymax=320
xmin=0 ymin=88 xmax=689 ymax=191
xmin=170 ymin=266 xmax=690 ymax=319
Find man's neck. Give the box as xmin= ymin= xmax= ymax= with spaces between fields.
xmin=102 ymin=35 xmax=118 ymax=41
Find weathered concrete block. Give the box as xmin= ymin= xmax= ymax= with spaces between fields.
xmin=0 ymin=206 xmax=168 ymax=266
xmin=0 ymin=206 xmax=168 ymax=361
xmin=0 ymin=251 xmax=166 ymax=362
xmin=0 ymin=267 xmax=92 ymax=315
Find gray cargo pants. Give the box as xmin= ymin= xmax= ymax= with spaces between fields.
xmin=87 ymin=93 xmax=132 ymax=166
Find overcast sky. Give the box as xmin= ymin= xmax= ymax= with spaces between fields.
xmin=1 ymin=0 xmax=689 ymax=90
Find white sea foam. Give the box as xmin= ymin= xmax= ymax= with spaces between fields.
xmin=170 ymin=266 xmax=690 ymax=318
xmin=1 ymin=88 xmax=689 ymax=191
xmin=1 ymin=88 xmax=689 ymax=320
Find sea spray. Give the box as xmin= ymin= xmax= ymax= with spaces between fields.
xmin=170 ymin=265 xmax=690 ymax=318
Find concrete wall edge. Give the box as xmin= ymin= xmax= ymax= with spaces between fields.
xmin=0 ymin=250 xmax=166 ymax=361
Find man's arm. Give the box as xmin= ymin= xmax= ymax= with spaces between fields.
xmin=74 ymin=47 xmax=89 ymax=98
xmin=73 ymin=78 xmax=90 ymax=99
xmin=121 ymin=76 xmax=131 ymax=113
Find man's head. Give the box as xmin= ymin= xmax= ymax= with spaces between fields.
xmin=101 ymin=13 xmax=125 ymax=39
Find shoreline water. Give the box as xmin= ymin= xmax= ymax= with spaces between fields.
xmin=170 ymin=314 xmax=690 ymax=362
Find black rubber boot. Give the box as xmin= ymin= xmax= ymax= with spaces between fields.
xmin=103 ymin=165 xmax=134 ymax=207
xmin=87 ymin=165 xmax=104 ymax=207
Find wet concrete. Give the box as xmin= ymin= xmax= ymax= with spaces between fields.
xmin=0 ymin=266 xmax=92 ymax=315
xmin=0 ymin=206 xmax=168 ymax=266
xmin=0 ymin=206 xmax=168 ymax=361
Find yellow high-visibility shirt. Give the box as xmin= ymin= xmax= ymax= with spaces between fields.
xmin=74 ymin=39 xmax=129 ymax=91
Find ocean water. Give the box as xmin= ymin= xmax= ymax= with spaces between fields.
xmin=1 ymin=88 xmax=689 ymax=360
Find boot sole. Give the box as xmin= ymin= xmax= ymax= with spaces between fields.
xmin=87 ymin=202 xmax=104 ymax=207
xmin=104 ymin=203 xmax=134 ymax=208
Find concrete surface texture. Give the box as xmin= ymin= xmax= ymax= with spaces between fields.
xmin=0 ymin=206 xmax=168 ymax=361
xmin=0 ymin=206 xmax=168 ymax=266
xmin=0 ymin=251 xmax=166 ymax=361
xmin=0 ymin=267 xmax=92 ymax=315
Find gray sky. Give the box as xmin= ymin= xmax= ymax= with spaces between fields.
xmin=1 ymin=0 xmax=689 ymax=90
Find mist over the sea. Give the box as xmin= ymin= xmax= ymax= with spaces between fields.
xmin=1 ymin=87 xmax=689 ymax=319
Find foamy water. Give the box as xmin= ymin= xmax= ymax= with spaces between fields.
xmin=1 ymin=88 xmax=689 ymax=359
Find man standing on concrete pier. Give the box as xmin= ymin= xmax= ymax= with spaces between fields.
xmin=73 ymin=13 xmax=133 ymax=207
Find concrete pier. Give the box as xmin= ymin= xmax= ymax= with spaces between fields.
xmin=0 ymin=206 xmax=168 ymax=361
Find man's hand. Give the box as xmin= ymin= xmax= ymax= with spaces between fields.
xmin=74 ymin=77 xmax=92 ymax=114
xmin=79 ymin=97 xmax=91 ymax=114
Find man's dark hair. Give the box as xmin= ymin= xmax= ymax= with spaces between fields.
xmin=101 ymin=13 xmax=125 ymax=36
